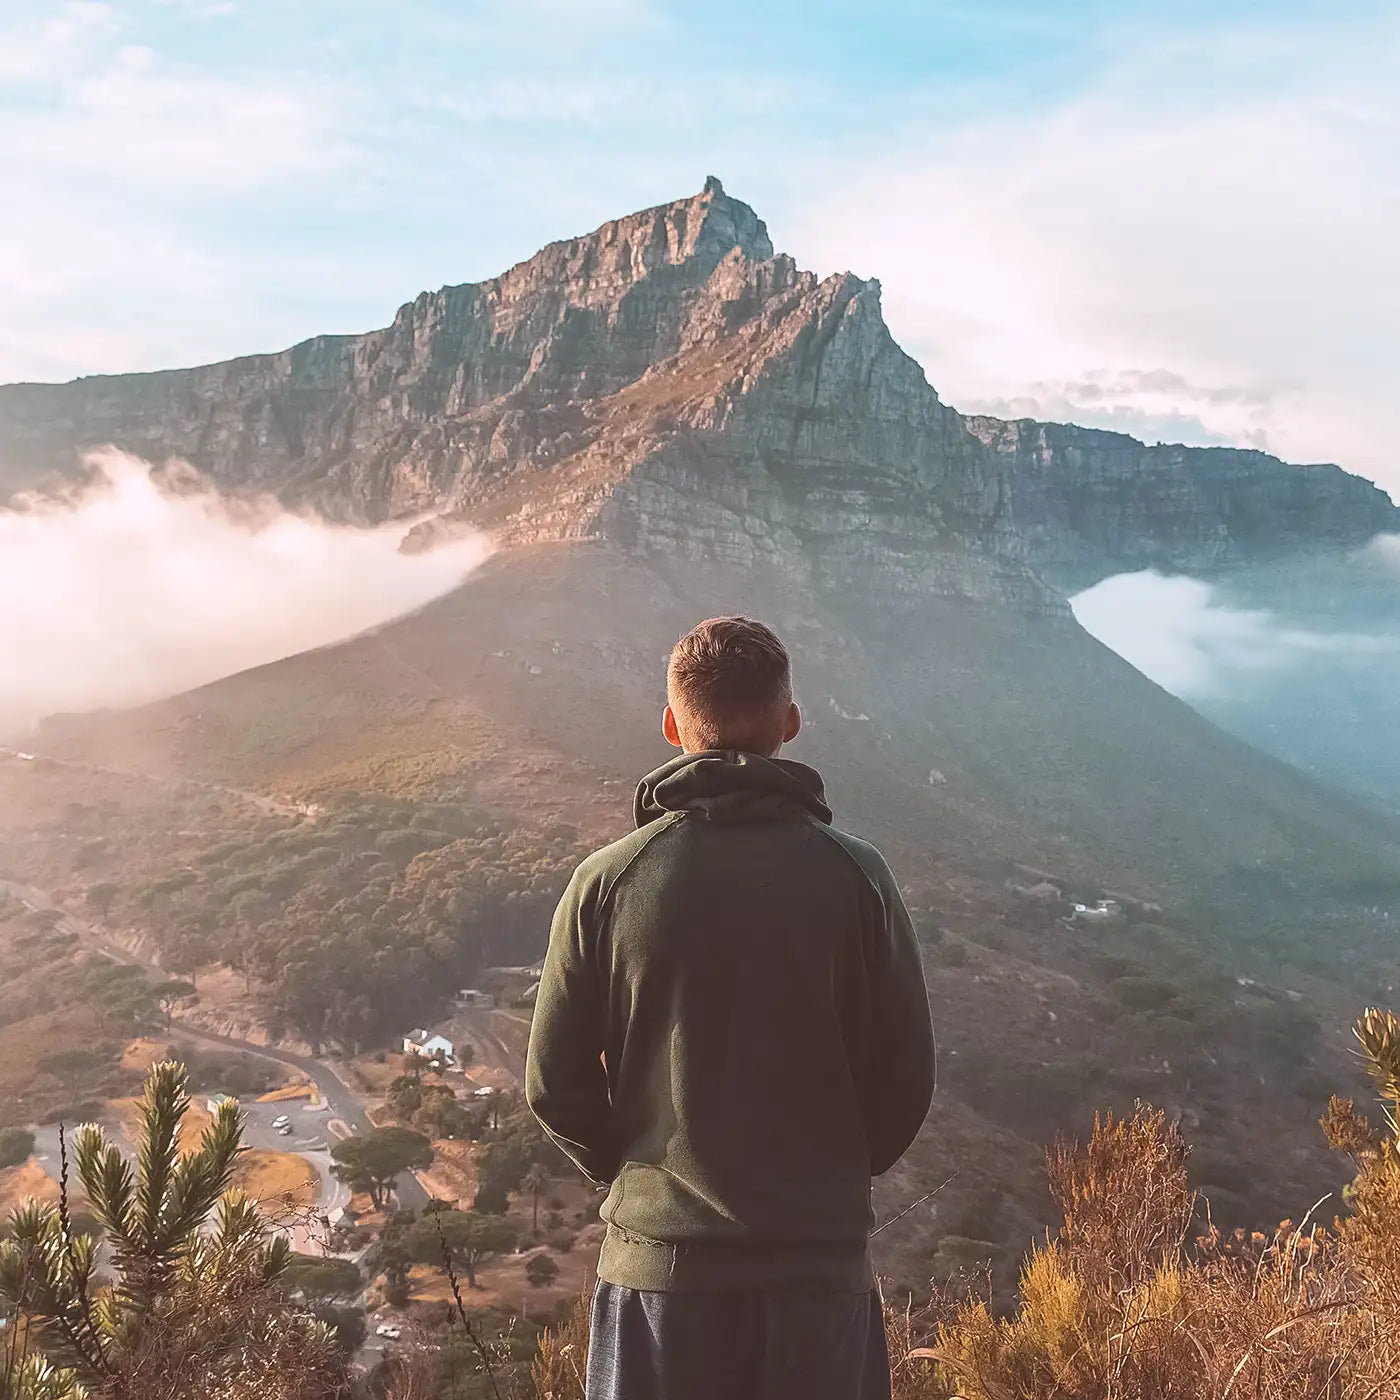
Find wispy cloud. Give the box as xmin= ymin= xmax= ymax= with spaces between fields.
xmin=790 ymin=9 xmax=1400 ymax=490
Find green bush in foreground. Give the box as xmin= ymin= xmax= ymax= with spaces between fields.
xmin=0 ymin=1061 xmax=347 ymax=1400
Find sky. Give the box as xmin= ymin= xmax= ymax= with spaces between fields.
xmin=3 ymin=0 xmax=1398 ymax=494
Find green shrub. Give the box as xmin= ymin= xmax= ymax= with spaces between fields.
xmin=0 ymin=1126 xmax=34 ymax=1168
xmin=1111 ymin=976 xmax=1180 ymax=1013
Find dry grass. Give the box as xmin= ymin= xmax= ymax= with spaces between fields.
xmin=527 ymin=1291 xmax=590 ymax=1400
xmin=122 ymin=1037 xmax=173 ymax=1072
xmin=255 ymin=1083 xmax=316 ymax=1103
xmin=0 ymin=1159 xmax=59 ymax=1216
xmin=898 ymin=1094 xmax=1400 ymax=1400
xmin=416 ymin=1137 xmax=478 ymax=1207
xmin=232 ymin=1150 xmax=318 ymax=1209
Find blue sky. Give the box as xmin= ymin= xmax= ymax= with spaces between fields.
xmin=3 ymin=0 xmax=1397 ymax=492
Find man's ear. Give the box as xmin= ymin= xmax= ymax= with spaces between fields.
xmin=662 ymin=705 xmax=684 ymax=749
xmin=782 ymin=701 xmax=802 ymax=744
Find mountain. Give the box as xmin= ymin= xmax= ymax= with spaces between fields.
xmin=3 ymin=178 xmax=1393 ymax=600
xmin=1 ymin=180 xmax=1396 ymax=1281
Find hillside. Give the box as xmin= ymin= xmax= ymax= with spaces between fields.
xmin=1 ymin=179 xmax=1397 ymax=1285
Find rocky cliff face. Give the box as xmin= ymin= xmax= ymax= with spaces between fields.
xmin=968 ymin=417 xmax=1399 ymax=591
xmin=1 ymin=179 xmax=1392 ymax=602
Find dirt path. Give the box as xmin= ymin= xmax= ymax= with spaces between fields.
xmin=0 ymin=745 xmax=318 ymax=822
xmin=456 ymin=1006 xmax=531 ymax=1086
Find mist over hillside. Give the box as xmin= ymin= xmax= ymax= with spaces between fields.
xmin=0 ymin=449 xmax=489 ymax=737
xmin=1074 ymin=542 xmax=1400 ymax=820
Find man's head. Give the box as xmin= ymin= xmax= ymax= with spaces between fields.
xmin=663 ymin=616 xmax=801 ymax=757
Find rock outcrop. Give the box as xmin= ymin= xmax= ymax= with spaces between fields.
xmin=1 ymin=178 xmax=1392 ymax=602
xmin=968 ymin=417 xmax=1398 ymax=591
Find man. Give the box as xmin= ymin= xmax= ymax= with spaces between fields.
xmin=526 ymin=616 xmax=936 ymax=1400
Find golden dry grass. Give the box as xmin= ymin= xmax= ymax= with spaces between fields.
xmin=0 ymin=1159 xmax=59 ymax=1216
xmin=254 ymin=1082 xmax=315 ymax=1103
xmin=416 ymin=1138 xmax=478 ymax=1208
xmin=231 ymin=1149 xmax=317 ymax=1208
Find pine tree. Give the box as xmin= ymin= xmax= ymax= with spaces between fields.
xmin=0 ymin=1061 xmax=347 ymax=1400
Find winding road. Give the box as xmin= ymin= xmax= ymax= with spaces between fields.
xmin=2 ymin=877 xmax=428 ymax=1213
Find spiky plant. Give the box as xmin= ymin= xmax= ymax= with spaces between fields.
xmin=1353 ymin=1006 xmax=1400 ymax=1169
xmin=0 ymin=1061 xmax=346 ymax=1400
xmin=0 ymin=1353 xmax=83 ymax=1400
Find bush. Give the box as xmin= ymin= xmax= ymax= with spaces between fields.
xmin=895 ymin=1006 xmax=1400 ymax=1400
xmin=474 ymin=1179 xmax=511 ymax=1215
xmin=1111 ymin=975 xmax=1179 ymax=1012
xmin=0 ymin=1126 xmax=34 ymax=1168
xmin=931 ymin=937 xmax=969 ymax=968
xmin=524 ymin=1253 xmax=559 ymax=1287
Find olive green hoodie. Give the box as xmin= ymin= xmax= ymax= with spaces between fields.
xmin=525 ymin=750 xmax=936 ymax=1292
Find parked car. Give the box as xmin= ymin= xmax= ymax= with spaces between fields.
xmin=375 ymin=1324 xmax=402 ymax=1340
xmin=271 ymin=1114 xmax=291 ymax=1128
xmin=276 ymin=1123 xmax=293 ymax=1136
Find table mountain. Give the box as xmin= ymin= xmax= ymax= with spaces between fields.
xmin=3 ymin=178 xmax=1391 ymax=603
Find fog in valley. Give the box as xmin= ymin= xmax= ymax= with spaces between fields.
xmin=1073 ymin=544 xmax=1400 ymax=816
xmin=0 ymin=449 xmax=490 ymax=738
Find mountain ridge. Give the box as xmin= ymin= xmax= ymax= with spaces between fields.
xmin=1 ymin=178 xmax=1393 ymax=597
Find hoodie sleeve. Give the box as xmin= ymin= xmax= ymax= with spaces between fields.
xmin=525 ymin=862 xmax=617 ymax=1185
xmin=852 ymin=845 xmax=937 ymax=1175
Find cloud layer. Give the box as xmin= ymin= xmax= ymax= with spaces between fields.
xmin=0 ymin=450 xmax=489 ymax=736
xmin=1070 ymin=568 xmax=1395 ymax=699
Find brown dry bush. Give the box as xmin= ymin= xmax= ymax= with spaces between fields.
xmin=895 ymin=1007 xmax=1400 ymax=1400
xmin=527 ymin=1292 xmax=589 ymax=1400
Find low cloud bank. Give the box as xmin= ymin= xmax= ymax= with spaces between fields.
xmin=0 ymin=449 xmax=489 ymax=736
xmin=1070 ymin=568 xmax=1395 ymax=699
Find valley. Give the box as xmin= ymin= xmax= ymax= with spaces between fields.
xmin=0 ymin=178 xmax=1396 ymax=1315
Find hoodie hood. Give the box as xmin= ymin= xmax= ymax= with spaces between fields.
xmin=634 ymin=750 xmax=833 ymax=828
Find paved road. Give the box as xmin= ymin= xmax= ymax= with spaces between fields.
xmin=169 ymin=1027 xmax=429 ymax=1212
xmin=3 ymin=878 xmax=428 ymax=1213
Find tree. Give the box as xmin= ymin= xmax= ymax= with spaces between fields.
xmin=472 ymin=1179 xmax=510 ymax=1215
xmin=282 ymin=1253 xmax=362 ymax=1300
xmin=405 ymin=1211 xmax=517 ymax=1288
xmin=35 ymin=1047 xmax=116 ymax=1097
xmin=84 ymin=883 xmax=119 ymax=918
xmin=0 ymin=1060 xmax=346 ymax=1400
xmin=0 ymin=1128 xmax=34 ymax=1169
xmin=522 ymin=1162 xmax=551 ymax=1235
xmin=524 ymin=1252 xmax=559 ymax=1287
xmin=151 ymin=979 xmax=198 ymax=1029
xmin=385 ymin=1074 xmax=423 ymax=1124
xmin=330 ymin=1127 xmax=433 ymax=1209
xmin=75 ymin=963 xmax=154 ymax=1033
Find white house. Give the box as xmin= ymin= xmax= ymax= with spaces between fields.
xmin=402 ymin=1029 xmax=455 ymax=1062
xmin=1070 ymin=899 xmax=1122 ymax=922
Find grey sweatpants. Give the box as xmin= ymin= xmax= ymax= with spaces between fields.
xmin=586 ymin=1280 xmax=891 ymax=1400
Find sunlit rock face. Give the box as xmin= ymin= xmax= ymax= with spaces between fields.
xmin=1 ymin=179 xmax=1392 ymax=615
